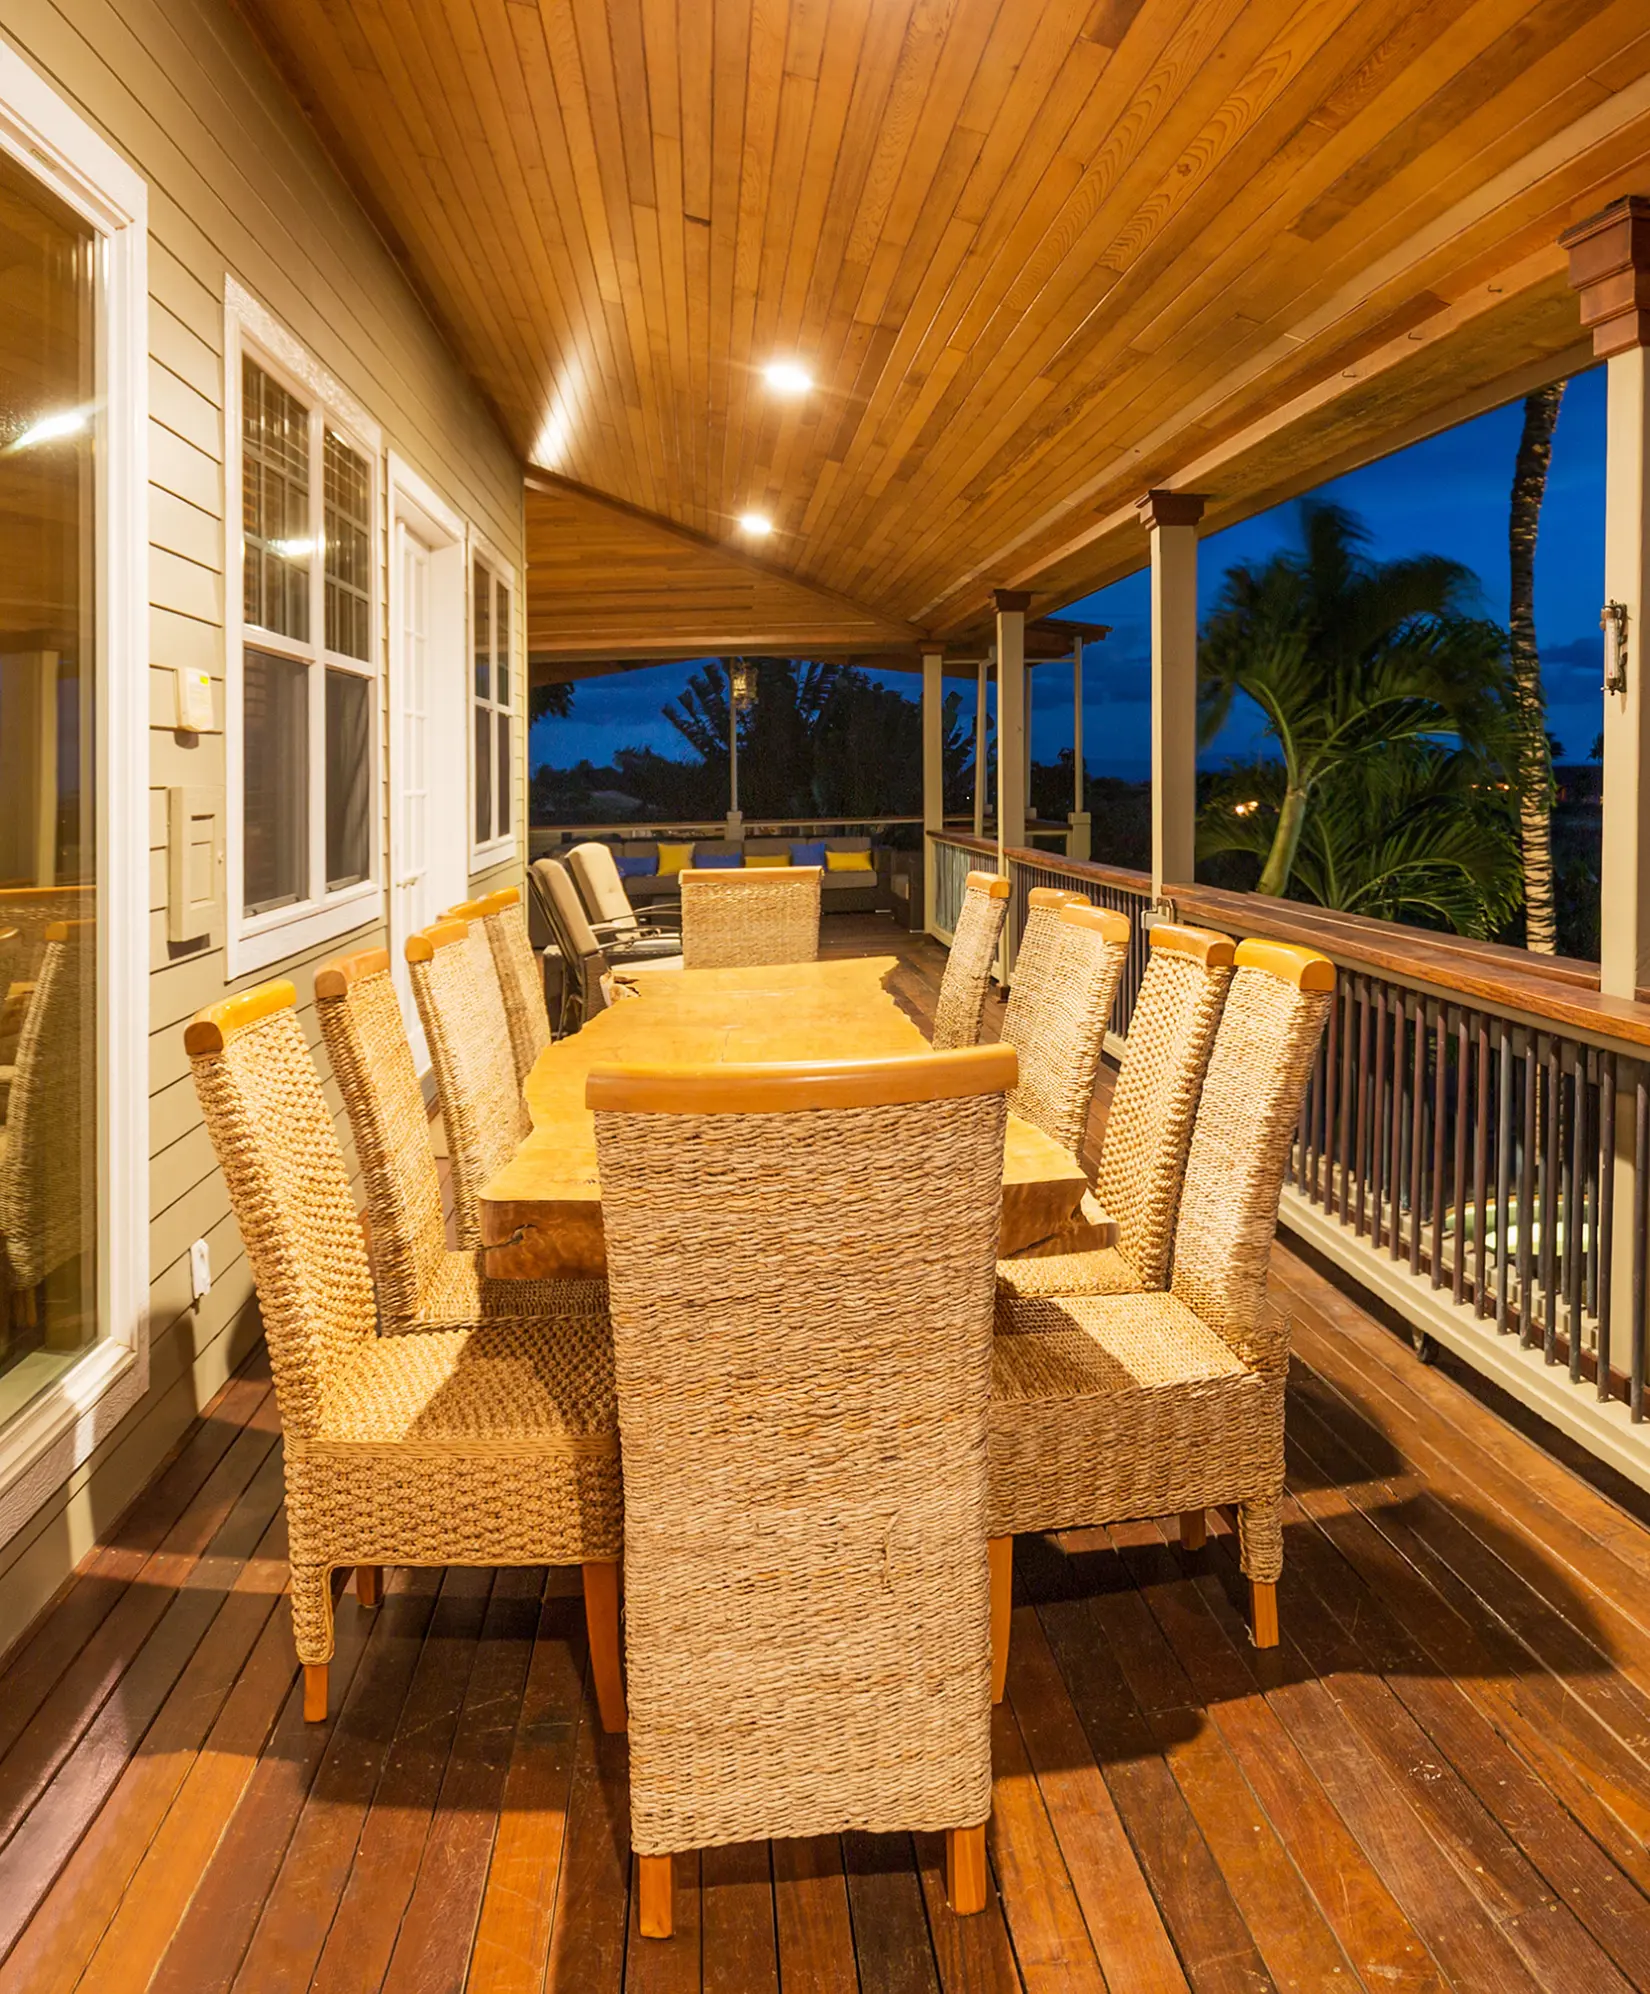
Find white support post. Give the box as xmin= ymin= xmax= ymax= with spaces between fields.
xmin=1138 ymin=491 xmax=1206 ymax=902
xmin=995 ymin=591 xmax=1028 ymax=866
xmin=1563 ymin=197 xmax=1650 ymax=1384
xmin=1067 ymin=637 xmax=1091 ymax=861
xmin=922 ymin=649 xmax=944 ymax=938
xmin=973 ymin=655 xmax=989 ymax=838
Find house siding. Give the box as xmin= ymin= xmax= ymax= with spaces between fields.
xmin=0 ymin=0 xmax=527 ymax=1638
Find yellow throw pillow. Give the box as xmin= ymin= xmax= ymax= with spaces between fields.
xmin=655 ymin=842 xmax=695 ymax=876
xmin=744 ymin=853 xmax=788 ymax=868
xmin=825 ymin=849 xmax=875 ymax=872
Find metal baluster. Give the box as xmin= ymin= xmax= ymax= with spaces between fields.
xmin=1353 ymin=980 xmax=1371 ymax=1237
xmin=1568 ymin=1046 xmax=1587 ymax=1383
xmin=1473 ymin=1014 xmax=1490 ymax=1317
xmin=1324 ymin=984 xmax=1342 ymax=1218
xmin=1370 ymin=984 xmax=1388 ymax=1248
xmin=1518 ymin=1035 xmax=1537 ymax=1347
xmin=1431 ymin=1005 xmax=1449 ymax=1290
xmin=1599 ymin=1055 xmax=1616 ymax=1402
xmin=1495 ymin=1021 xmax=1513 ymax=1333
xmin=1410 ymin=994 xmax=1426 ymax=1278
xmin=1543 ymin=1037 xmax=1561 ymax=1363
xmin=1634 ymin=1074 xmax=1648 ymax=1422
xmin=1584 ymin=1049 xmax=1600 ymax=1326
xmin=1390 ymin=992 xmax=1407 ymax=1262
xmin=1452 ymin=1011 xmax=1469 ymax=1305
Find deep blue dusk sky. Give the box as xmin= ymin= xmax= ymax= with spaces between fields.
xmin=532 ymin=367 xmax=1608 ymax=782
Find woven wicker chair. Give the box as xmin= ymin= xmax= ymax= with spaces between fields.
xmin=999 ymin=886 xmax=1088 ymax=1050
xmin=185 ymin=981 xmax=625 ymax=1731
xmin=0 ymin=920 xmax=93 ymax=1309
xmin=988 ymin=941 xmax=1334 ymax=1685
xmin=1002 ymin=903 xmax=1130 ymax=1159
xmin=316 ymin=947 xmax=604 ymax=1330
xmin=405 ymin=918 xmax=528 ymax=1253
xmin=445 ymin=887 xmax=550 ymax=1088
xmin=999 ymin=922 xmax=1235 ymax=1298
xmin=677 ymin=864 xmax=822 ymax=970
xmin=590 ymin=1043 xmax=1018 ymax=1935
xmin=931 ymin=870 xmax=1010 ymax=1050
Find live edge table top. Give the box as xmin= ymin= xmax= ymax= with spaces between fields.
xmin=478 ymin=956 xmax=1090 ymax=1281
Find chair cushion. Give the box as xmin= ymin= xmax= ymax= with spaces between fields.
xmin=790 ymin=840 xmax=827 ymax=866
xmin=825 ymin=849 xmax=875 ymax=872
xmin=988 ymin=1290 xmax=1276 ymax=1537
xmin=693 ymin=852 xmax=743 ymax=869
xmin=744 ymin=853 xmax=789 ymax=868
xmin=656 ymin=842 xmax=696 ymax=875
xmin=617 ymin=852 xmax=658 ymax=878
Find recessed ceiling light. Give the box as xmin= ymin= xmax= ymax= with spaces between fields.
xmin=737 ymin=512 xmax=773 ymax=537
xmin=762 ymin=361 xmax=813 ymax=396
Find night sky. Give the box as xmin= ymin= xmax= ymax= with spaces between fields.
xmin=532 ymin=367 xmax=1609 ymax=783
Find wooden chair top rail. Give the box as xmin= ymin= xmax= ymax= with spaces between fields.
xmin=927 ymin=832 xmax=1650 ymax=1054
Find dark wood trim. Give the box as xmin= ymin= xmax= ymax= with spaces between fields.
xmin=992 ymin=589 xmax=1033 ymax=614
xmin=1135 ymin=490 xmax=1208 ymax=530
xmin=1561 ymin=195 xmax=1650 ymax=358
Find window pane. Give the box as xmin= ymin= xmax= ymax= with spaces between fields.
xmin=496 ymin=711 xmax=511 ymax=836
xmin=243 ymin=649 xmax=308 ymax=914
xmin=324 ymin=431 xmax=371 ymax=661
xmin=475 ymin=704 xmax=492 ymax=845
xmin=0 ymin=146 xmax=100 ymax=1421
xmin=473 ymin=561 xmax=490 ymax=700
xmin=495 ymin=581 xmax=509 ymax=707
xmin=242 ymin=359 xmax=310 ymax=641
xmin=325 ymin=669 xmax=371 ymax=889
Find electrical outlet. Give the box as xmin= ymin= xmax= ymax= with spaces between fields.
xmin=190 ymin=1238 xmax=211 ymax=1303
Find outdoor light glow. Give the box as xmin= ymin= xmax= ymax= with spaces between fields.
xmin=9 ymin=408 xmax=88 ymax=452
xmin=762 ymin=361 xmax=813 ymax=397
xmin=269 ymin=537 xmax=315 ymax=560
xmin=737 ymin=512 xmax=773 ymax=537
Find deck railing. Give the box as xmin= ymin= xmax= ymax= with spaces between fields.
xmin=929 ymin=830 xmax=1650 ymax=1492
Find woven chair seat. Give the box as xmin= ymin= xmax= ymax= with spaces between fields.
xmin=988 ymin=1291 xmax=1282 ymax=1550
xmin=412 ymin=1249 xmax=608 ymax=1330
xmin=995 ymin=1243 xmax=1144 ymax=1299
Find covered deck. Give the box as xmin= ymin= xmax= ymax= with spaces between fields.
xmin=3 ymin=918 xmax=1649 ymax=1994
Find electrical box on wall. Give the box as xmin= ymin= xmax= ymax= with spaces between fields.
xmin=167 ymin=786 xmax=223 ymax=946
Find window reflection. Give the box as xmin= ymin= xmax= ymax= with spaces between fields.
xmin=0 ymin=148 xmax=99 ymax=1420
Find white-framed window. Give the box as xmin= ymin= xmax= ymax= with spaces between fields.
xmin=470 ymin=541 xmax=517 ymax=867
xmin=225 ymin=281 xmax=384 ymax=974
xmin=0 ymin=37 xmax=149 ymax=1546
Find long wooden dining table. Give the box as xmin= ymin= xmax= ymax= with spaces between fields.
xmin=478 ymin=955 xmax=1093 ymax=1281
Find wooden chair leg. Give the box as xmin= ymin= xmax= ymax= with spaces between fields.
xmin=946 ymin=1825 xmax=987 ymax=1915
xmin=638 ymin=1854 xmax=673 ymax=1938
xmin=1251 ymin=1579 xmax=1279 ymax=1649
xmin=988 ymin=1536 xmax=1012 ymax=1705
xmin=355 ymin=1565 xmax=382 ymax=1607
xmin=582 ymin=1561 xmax=627 ymax=1733
xmin=1179 ymin=1510 xmax=1207 ymax=1553
xmin=303 ymin=1664 xmax=328 ymax=1722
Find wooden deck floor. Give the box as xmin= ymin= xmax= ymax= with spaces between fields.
xmin=6 ymin=915 xmax=1650 ymax=1992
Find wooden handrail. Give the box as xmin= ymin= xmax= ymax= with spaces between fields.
xmin=926 ymin=828 xmax=1650 ymax=1052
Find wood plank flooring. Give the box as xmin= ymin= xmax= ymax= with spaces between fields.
xmin=5 ymin=914 xmax=1650 ymax=1991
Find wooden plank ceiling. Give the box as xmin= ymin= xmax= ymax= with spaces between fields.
xmin=240 ymin=0 xmax=1650 ymax=658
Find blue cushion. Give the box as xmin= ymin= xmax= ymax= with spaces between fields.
xmin=616 ymin=852 xmax=658 ymax=879
xmin=694 ymin=852 xmax=743 ymax=869
xmin=790 ymin=840 xmax=828 ymax=867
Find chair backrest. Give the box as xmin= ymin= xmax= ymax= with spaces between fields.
xmin=406 ymin=918 xmax=528 ymax=1249
xmin=314 ymin=947 xmax=447 ymax=1333
xmin=531 ymin=856 xmax=603 ymax=964
xmin=1171 ymin=941 xmax=1335 ymax=1346
xmin=678 ymin=865 xmax=821 ymax=970
xmin=567 ymin=842 xmax=639 ymax=936
xmin=590 ymin=1042 xmax=1016 ymax=1853
xmin=1092 ymin=923 xmax=1234 ymax=1286
xmin=186 ymin=982 xmax=376 ymax=1439
xmin=478 ymin=887 xmax=550 ymax=1085
xmin=1004 ymin=903 xmax=1130 ymax=1158
xmin=1000 ymin=886 xmax=1089 ymax=1049
xmin=0 ymin=919 xmax=93 ymax=1290
xmin=931 ymin=870 xmax=1009 ymax=1051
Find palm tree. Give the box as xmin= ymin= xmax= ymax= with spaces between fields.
xmin=1508 ymin=382 xmax=1565 ymax=953
xmin=1198 ymin=501 xmax=1516 ymax=898
xmin=1202 ymin=743 xmax=1522 ymax=937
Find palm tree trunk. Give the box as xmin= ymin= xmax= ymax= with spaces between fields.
xmin=1258 ymin=784 xmax=1309 ymax=896
xmin=1509 ymin=382 xmax=1564 ymax=953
